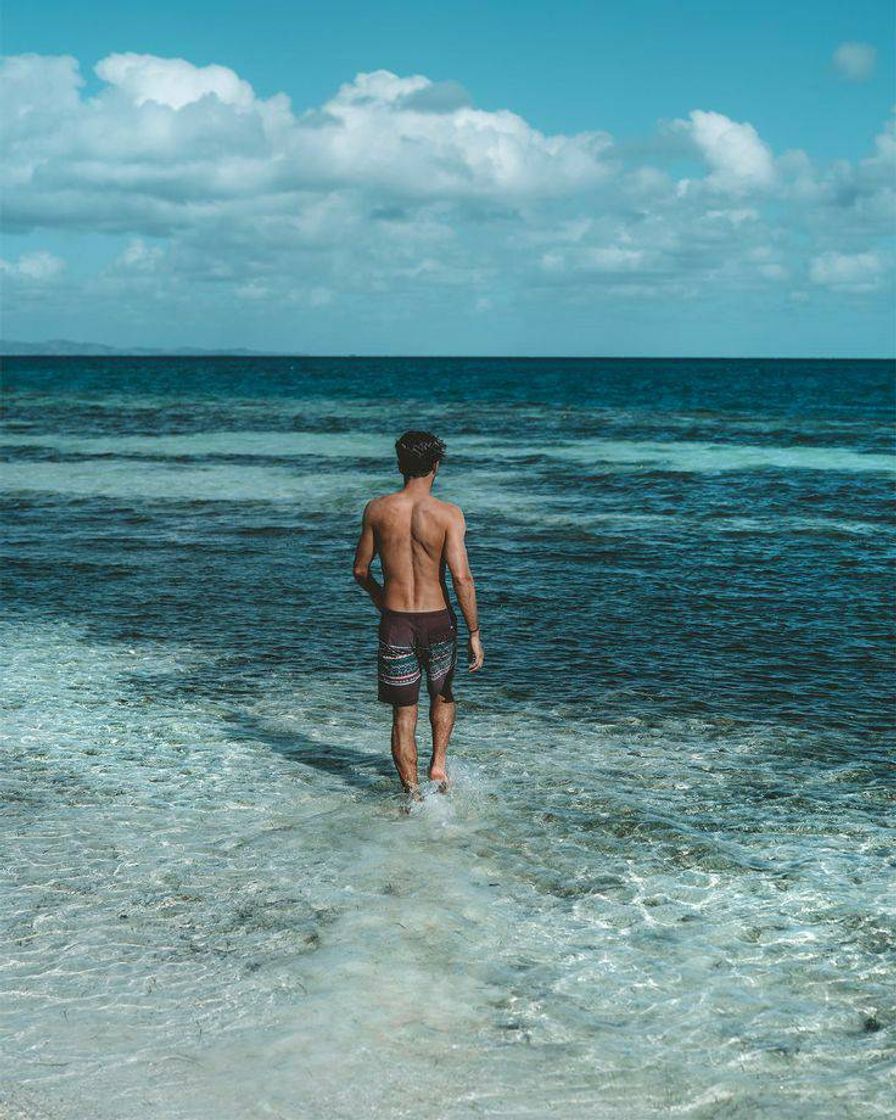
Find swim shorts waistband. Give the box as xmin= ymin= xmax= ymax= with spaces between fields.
xmin=381 ymin=606 xmax=453 ymax=617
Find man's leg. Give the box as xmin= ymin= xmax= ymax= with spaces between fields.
xmin=391 ymin=703 xmax=421 ymax=796
xmin=428 ymin=694 xmax=456 ymax=789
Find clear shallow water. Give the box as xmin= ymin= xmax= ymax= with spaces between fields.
xmin=1 ymin=357 xmax=894 ymax=1118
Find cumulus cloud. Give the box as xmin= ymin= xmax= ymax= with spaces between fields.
xmin=833 ymin=42 xmax=877 ymax=82
xmin=315 ymin=70 xmax=614 ymax=197
xmin=0 ymin=49 xmax=893 ymax=333
xmin=796 ymin=110 xmax=896 ymax=235
xmin=0 ymin=53 xmax=613 ymax=227
xmin=674 ymin=110 xmax=775 ymax=192
xmin=95 ymin=53 xmax=256 ymax=109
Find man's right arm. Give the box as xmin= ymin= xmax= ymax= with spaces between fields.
xmin=352 ymin=500 xmax=385 ymax=612
xmin=444 ymin=507 xmax=484 ymax=672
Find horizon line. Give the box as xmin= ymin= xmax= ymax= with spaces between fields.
xmin=2 ymin=351 xmax=894 ymax=361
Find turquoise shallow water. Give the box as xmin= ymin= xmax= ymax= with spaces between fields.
xmin=1 ymin=356 xmax=894 ymax=1118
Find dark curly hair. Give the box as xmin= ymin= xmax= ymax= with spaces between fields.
xmin=395 ymin=430 xmax=446 ymax=479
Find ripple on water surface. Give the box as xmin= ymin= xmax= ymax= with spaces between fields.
xmin=2 ymin=620 xmax=893 ymax=1119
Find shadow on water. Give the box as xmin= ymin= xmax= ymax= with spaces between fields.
xmin=229 ymin=712 xmax=396 ymax=793
xmin=101 ymin=649 xmax=398 ymax=798
xmin=118 ymin=662 xmax=399 ymax=796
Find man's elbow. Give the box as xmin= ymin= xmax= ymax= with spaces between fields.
xmin=451 ymin=569 xmax=475 ymax=588
xmin=353 ymin=565 xmax=369 ymax=584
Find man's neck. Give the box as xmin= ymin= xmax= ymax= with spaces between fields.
xmin=401 ymin=475 xmax=434 ymax=496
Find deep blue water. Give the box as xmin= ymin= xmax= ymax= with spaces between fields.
xmin=4 ymin=357 xmax=894 ymax=735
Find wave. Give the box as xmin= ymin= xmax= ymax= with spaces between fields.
xmin=3 ymin=430 xmax=894 ymax=474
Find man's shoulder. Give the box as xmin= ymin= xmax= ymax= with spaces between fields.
xmin=363 ymin=491 xmax=407 ymax=518
xmin=431 ymin=497 xmax=464 ymax=522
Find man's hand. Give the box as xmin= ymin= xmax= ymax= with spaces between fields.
xmin=467 ymin=632 xmax=484 ymax=672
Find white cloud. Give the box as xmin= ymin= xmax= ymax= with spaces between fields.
xmin=801 ymin=110 xmax=896 ymax=233
xmin=809 ymin=250 xmax=885 ymax=291
xmin=676 ymin=110 xmax=775 ymax=192
xmin=117 ymin=238 xmax=164 ymax=270
xmin=705 ymin=208 xmax=759 ymax=225
xmin=833 ymin=42 xmax=877 ymax=82
xmin=95 ymin=53 xmax=256 ymax=110
xmin=0 ymin=250 xmax=66 ymax=280
xmin=305 ymin=69 xmax=614 ymax=198
xmin=871 ymin=110 xmax=895 ymax=165
xmin=0 ymin=54 xmax=617 ymax=244
xmin=0 ymin=52 xmax=83 ymax=128
xmin=542 ymin=245 xmax=648 ymax=274
xmin=0 ymin=50 xmax=893 ymax=331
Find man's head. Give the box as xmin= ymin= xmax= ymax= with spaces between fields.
xmin=395 ymin=430 xmax=446 ymax=481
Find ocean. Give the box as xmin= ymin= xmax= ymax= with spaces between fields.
xmin=2 ymin=356 xmax=894 ymax=1119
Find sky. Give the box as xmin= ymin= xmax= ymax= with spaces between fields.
xmin=1 ymin=0 xmax=894 ymax=356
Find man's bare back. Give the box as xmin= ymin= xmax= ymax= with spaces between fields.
xmin=364 ymin=491 xmax=459 ymax=612
xmin=352 ymin=430 xmax=483 ymax=799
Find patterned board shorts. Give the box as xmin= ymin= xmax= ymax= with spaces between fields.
xmin=377 ymin=606 xmax=459 ymax=706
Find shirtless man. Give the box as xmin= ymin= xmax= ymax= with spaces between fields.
xmin=352 ymin=430 xmax=484 ymax=798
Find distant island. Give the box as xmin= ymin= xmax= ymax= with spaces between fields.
xmin=0 ymin=339 xmax=279 ymax=356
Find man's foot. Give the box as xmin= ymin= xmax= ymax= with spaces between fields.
xmin=400 ymin=783 xmax=424 ymax=811
xmin=427 ymin=768 xmax=450 ymax=793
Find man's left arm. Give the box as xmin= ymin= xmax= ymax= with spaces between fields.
xmin=353 ymin=501 xmax=385 ymax=611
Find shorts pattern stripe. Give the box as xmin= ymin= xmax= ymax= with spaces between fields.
xmin=378 ymin=643 xmax=422 ymax=688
